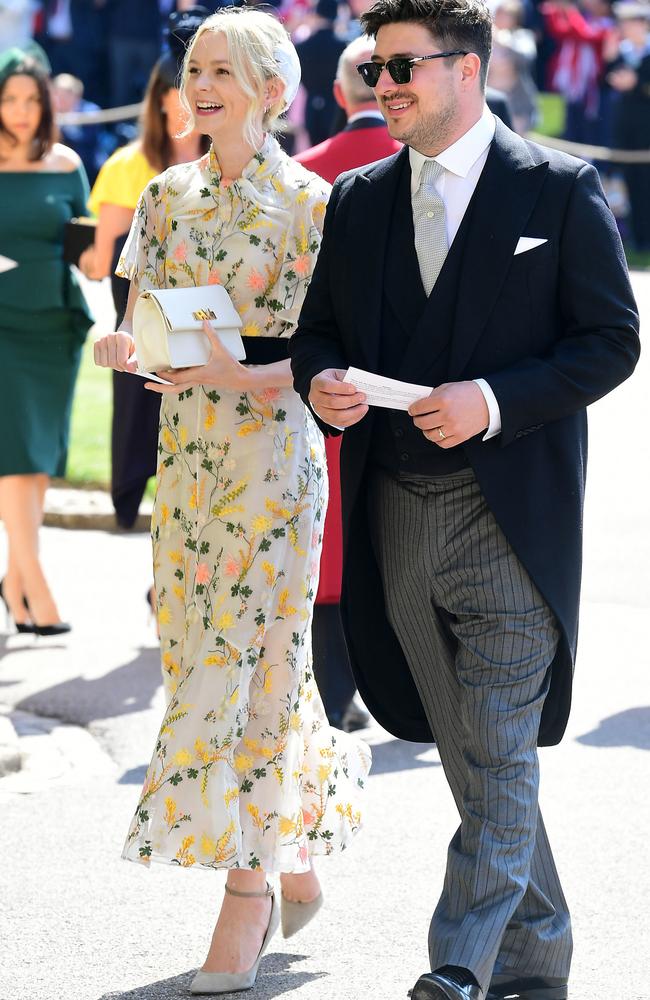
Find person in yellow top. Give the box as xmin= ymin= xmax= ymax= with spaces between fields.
xmin=80 ymin=51 xmax=209 ymax=529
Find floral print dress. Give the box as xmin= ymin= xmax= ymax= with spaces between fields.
xmin=117 ymin=136 xmax=371 ymax=874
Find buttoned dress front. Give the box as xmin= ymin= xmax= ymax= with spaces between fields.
xmin=117 ymin=136 xmax=370 ymax=874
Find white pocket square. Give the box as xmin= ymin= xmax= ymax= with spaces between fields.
xmin=514 ymin=236 xmax=548 ymax=256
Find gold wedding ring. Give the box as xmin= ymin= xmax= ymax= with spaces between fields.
xmin=438 ymin=428 xmax=446 ymax=440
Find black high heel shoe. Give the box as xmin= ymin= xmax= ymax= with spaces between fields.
xmin=33 ymin=622 xmax=71 ymax=637
xmin=0 ymin=579 xmax=35 ymax=634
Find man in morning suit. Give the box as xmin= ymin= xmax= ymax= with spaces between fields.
xmin=288 ymin=1 xmax=640 ymax=998
xmin=296 ymin=34 xmax=402 ymax=734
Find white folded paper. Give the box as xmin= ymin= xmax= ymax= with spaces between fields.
xmin=0 ymin=255 xmax=18 ymax=274
xmin=130 ymin=369 xmax=173 ymax=385
xmin=343 ymin=367 xmax=433 ymax=411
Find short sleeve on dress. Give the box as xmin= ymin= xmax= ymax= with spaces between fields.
xmin=115 ymin=175 xmax=166 ymax=290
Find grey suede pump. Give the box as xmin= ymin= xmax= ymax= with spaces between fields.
xmin=280 ymin=890 xmax=323 ymax=939
xmin=189 ymin=883 xmax=279 ymax=995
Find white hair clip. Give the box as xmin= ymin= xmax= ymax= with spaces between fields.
xmin=273 ymin=35 xmax=301 ymax=111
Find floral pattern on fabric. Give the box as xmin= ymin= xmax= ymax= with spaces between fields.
xmin=117 ymin=136 xmax=371 ymax=873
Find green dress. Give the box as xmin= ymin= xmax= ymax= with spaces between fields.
xmin=0 ymin=168 xmax=94 ymax=477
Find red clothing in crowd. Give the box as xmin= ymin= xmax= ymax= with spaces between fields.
xmin=542 ymin=2 xmax=613 ymax=115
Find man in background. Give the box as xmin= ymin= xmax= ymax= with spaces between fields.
xmin=296 ymin=0 xmax=347 ymax=144
xmin=51 ymin=73 xmax=110 ymax=184
xmin=296 ymin=32 xmax=403 ymax=179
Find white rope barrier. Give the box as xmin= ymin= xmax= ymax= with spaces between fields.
xmin=54 ymin=105 xmax=650 ymax=163
xmin=526 ymin=132 xmax=650 ymax=164
xmin=56 ymin=102 xmax=143 ymax=126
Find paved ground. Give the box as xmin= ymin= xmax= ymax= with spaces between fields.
xmin=0 ymin=273 xmax=648 ymax=1000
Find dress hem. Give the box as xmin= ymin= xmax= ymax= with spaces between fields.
xmin=120 ymin=843 xmax=348 ymax=875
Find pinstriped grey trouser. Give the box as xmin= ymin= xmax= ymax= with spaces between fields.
xmin=367 ymin=468 xmax=573 ymax=992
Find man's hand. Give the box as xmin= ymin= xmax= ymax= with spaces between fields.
xmin=409 ymin=381 xmax=489 ymax=447
xmin=309 ymin=369 xmax=368 ymax=428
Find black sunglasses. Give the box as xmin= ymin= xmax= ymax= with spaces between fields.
xmin=356 ymin=51 xmax=469 ymax=88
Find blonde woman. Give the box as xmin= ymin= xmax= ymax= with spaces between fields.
xmin=93 ymin=9 xmax=370 ymax=995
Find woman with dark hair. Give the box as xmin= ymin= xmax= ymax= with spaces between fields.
xmin=80 ymin=52 xmax=210 ymax=530
xmin=0 ymin=49 xmax=93 ymax=635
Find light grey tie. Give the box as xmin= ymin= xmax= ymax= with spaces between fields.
xmin=412 ymin=159 xmax=448 ymax=296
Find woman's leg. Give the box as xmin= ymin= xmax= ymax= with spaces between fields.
xmin=200 ymin=868 xmax=273 ymax=974
xmin=0 ymin=474 xmax=61 ymax=625
xmin=0 ymin=477 xmax=30 ymax=626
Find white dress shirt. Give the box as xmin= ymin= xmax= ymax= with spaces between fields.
xmin=409 ymin=106 xmax=502 ymax=440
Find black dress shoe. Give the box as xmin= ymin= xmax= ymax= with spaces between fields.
xmin=340 ymin=702 xmax=370 ymax=732
xmin=410 ymin=972 xmax=482 ymax=1000
xmin=327 ymin=702 xmax=370 ymax=732
xmin=487 ymin=975 xmax=568 ymax=999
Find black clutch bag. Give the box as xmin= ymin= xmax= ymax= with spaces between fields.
xmin=63 ymin=217 xmax=97 ymax=265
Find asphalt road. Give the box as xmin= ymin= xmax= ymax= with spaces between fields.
xmin=0 ymin=273 xmax=648 ymax=1000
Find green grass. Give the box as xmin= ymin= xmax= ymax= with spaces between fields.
xmin=623 ymin=247 xmax=650 ymax=271
xmin=535 ymin=93 xmax=566 ymax=138
xmin=65 ymin=339 xmax=112 ymax=487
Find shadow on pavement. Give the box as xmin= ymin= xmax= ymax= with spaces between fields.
xmin=99 ymin=952 xmax=326 ymax=999
xmin=368 ymin=737 xmax=440 ymax=774
xmin=119 ymin=764 xmax=148 ymax=784
xmin=0 ymin=632 xmax=68 ymax=659
xmin=576 ymin=707 xmax=650 ymax=750
xmin=15 ymin=647 xmax=161 ymax=726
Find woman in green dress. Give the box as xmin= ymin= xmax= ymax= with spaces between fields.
xmin=0 ymin=50 xmax=93 ymax=635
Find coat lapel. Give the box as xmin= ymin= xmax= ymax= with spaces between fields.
xmin=347 ymin=147 xmax=409 ymax=371
xmin=448 ymin=121 xmax=549 ymax=378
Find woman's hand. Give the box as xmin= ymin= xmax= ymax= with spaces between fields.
xmin=143 ymin=321 xmax=249 ymax=395
xmin=94 ymin=331 xmax=138 ymax=372
xmin=79 ymin=246 xmax=99 ymax=280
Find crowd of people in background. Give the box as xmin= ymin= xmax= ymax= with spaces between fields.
xmin=1 ymin=0 xmax=649 ymax=241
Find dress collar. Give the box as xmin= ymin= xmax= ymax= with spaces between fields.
xmin=207 ymin=133 xmax=284 ymax=187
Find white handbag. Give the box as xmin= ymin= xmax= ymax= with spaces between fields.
xmin=132 ymin=284 xmax=246 ymax=373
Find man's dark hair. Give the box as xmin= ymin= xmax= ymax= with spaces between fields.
xmin=360 ymin=0 xmax=493 ymax=90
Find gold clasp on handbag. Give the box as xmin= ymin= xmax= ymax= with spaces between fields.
xmin=192 ymin=308 xmax=217 ymax=321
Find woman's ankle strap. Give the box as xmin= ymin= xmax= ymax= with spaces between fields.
xmin=225 ymin=881 xmax=273 ymax=898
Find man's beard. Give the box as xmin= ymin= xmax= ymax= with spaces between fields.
xmin=391 ymin=94 xmax=458 ymax=154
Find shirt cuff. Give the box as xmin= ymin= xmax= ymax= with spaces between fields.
xmin=473 ymin=378 xmax=501 ymax=440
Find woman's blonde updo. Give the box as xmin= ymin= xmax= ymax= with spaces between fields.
xmin=179 ymin=7 xmax=301 ymax=148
